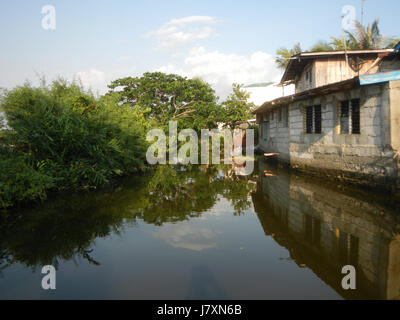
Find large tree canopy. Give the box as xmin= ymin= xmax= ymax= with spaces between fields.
xmin=107 ymin=72 xmax=222 ymax=131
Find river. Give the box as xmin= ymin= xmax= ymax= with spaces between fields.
xmin=0 ymin=160 xmax=399 ymax=299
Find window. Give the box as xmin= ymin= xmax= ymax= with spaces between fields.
xmin=306 ymin=106 xmax=313 ymax=133
xmin=337 ymin=230 xmax=359 ymax=266
xmin=270 ymin=111 xmax=274 ymax=121
xmin=304 ymin=214 xmax=321 ymax=248
xmin=261 ymin=121 xmax=270 ymax=140
xmin=277 ymin=107 xmax=288 ymax=127
xmin=283 ymin=106 xmax=289 ymax=128
xmin=314 ymin=105 xmax=321 ymax=134
xmin=340 ymin=101 xmax=350 ymax=134
xmin=351 ymin=99 xmax=360 ymax=134
xmin=304 ymin=105 xmax=322 ymax=134
xmin=305 ymin=69 xmax=313 ymax=86
xmin=339 ymin=99 xmax=360 ymax=134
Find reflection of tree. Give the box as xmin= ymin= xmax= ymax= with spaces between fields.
xmin=0 ymin=193 xmax=128 ymax=271
xmin=0 ymin=249 xmax=12 ymax=278
xmin=130 ymin=165 xmax=256 ymax=224
xmin=216 ymin=166 xmax=256 ymax=216
xmin=0 ymin=164 xmax=256 ymax=272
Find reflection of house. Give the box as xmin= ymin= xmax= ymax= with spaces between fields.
xmin=252 ymin=161 xmax=400 ymax=300
xmin=253 ymin=47 xmax=400 ymax=190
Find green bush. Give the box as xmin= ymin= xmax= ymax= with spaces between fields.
xmin=0 ymin=150 xmax=54 ymax=208
xmin=0 ymin=80 xmax=150 ymax=208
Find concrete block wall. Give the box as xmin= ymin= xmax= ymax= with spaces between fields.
xmin=288 ymin=82 xmax=399 ymax=189
xmin=258 ymin=109 xmax=290 ymax=162
xmin=257 ymin=81 xmax=399 ymax=189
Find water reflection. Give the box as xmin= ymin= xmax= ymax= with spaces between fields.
xmin=253 ymin=161 xmax=400 ymax=300
xmin=0 ymin=160 xmax=399 ymax=300
xmin=187 ymin=265 xmax=229 ymax=300
xmin=152 ymin=222 xmax=217 ymax=251
xmin=0 ymin=165 xmax=255 ymax=273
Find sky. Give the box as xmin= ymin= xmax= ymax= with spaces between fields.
xmin=0 ymin=0 xmax=399 ymax=104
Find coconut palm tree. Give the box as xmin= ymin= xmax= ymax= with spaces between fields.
xmin=345 ymin=19 xmax=381 ymax=49
xmin=275 ymin=43 xmax=302 ymax=70
xmin=276 ymin=19 xmax=399 ymax=70
xmin=345 ymin=18 xmax=398 ymax=49
xmin=310 ymin=40 xmax=335 ymax=52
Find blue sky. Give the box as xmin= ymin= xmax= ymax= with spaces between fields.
xmin=0 ymin=0 xmax=398 ymax=99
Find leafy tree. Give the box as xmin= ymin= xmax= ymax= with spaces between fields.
xmin=310 ymin=40 xmax=335 ymax=52
xmin=221 ymin=84 xmax=255 ymax=128
xmin=107 ymin=72 xmax=222 ymax=132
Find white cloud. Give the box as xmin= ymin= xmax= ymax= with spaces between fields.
xmin=245 ymin=85 xmax=295 ymax=105
xmin=75 ymin=67 xmax=136 ymax=95
xmin=145 ymin=16 xmax=216 ymax=48
xmin=76 ymin=69 xmax=107 ymax=94
xmin=168 ymin=16 xmax=215 ymax=26
xmin=157 ymin=47 xmax=286 ymax=102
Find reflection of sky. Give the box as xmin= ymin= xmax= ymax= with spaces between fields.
xmin=151 ymin=199 xmax=240 ymax=251
xmin=153 ymin=222 xmax=217 ymax=251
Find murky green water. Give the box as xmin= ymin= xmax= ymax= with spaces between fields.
xmin=1 ymin=160 xmax=399 ymax=300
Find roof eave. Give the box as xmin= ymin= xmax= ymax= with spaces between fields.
xmin=253 ymin=77 xmax=360 ymax=115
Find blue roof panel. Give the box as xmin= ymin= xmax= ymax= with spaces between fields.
xmin=360 ymin=70 xmax=400 ymax=85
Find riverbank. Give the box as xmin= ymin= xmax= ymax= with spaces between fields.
xmin=258 ymin=145 xmax=400 ymax=195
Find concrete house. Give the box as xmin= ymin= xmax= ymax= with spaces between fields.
xmin=254 ymin=47 xmax=400 ymax=190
